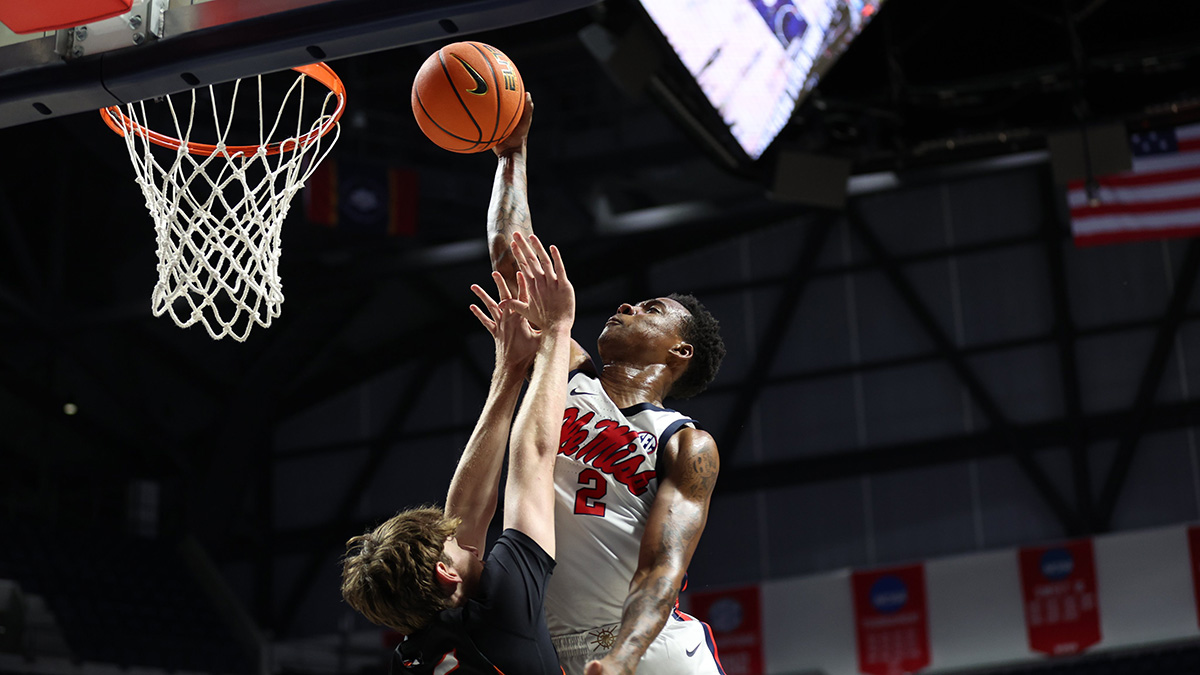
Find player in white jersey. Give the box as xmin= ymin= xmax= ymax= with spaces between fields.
xmin=485 ymin=93 xmax=728 ymax=675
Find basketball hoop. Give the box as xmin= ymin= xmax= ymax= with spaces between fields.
xmin=100 ymin=62 xmax=346 ymax=341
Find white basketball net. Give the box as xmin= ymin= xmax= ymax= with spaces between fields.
xmin=109 ymin=70 xmax=341 ymax=341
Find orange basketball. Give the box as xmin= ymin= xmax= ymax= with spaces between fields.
xmin=411 ymin=42 xmax=525 ymax=153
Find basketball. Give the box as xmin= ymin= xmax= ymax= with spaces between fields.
xmin=411 ymin=42 xmax=525 ymax=153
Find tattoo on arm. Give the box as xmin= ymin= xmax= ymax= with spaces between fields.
xmin=683 ymin=447 xmax=719 ymax=494
xmin=497 ymin=184 xmax=531 ymax=233
xmin=488 ymin=154 xmax=534 ymax=282
xmin=609 ymin=572 xmax=680 ymax=665
xmin=603 ymin=435 xmax=717 ymax=670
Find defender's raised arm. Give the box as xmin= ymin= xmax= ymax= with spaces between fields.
xmin=500 ymin=232 xmax=576 ymax=557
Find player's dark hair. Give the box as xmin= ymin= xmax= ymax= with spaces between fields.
xmin=667 ymin=293 xmax=725 ymax=400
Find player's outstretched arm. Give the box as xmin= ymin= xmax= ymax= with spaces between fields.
xmin=500 ymin=232 xmax=575 ymax=557
xmin=486 ymin=93 xmax=592 ymax=374
xmin=488 ymin=92 xmax=535 ymax=295
xmin=445 ymin=271 xmax=540 ymax=553
xmin=586 ymin=429 xmax=720 ymax=675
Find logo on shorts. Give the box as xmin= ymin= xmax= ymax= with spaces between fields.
xmin=588 ymin=625 xmax=618 ymax=651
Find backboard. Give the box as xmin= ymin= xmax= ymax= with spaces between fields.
xmin=0 ymin=0 xmax=598 ymax=130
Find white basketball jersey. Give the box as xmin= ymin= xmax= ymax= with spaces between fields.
xmin=544 ymin=369 xmax=699 ymax=635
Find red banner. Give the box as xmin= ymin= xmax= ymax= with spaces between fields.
xmin=851 ymin=564 xmax=930 ymax=675
xmin=1189 ymin=526 xmax=1200 ymax=630
xmin=1018 ymin=539 xmax=1101 ymax=656
xmin=688 ymin=585 xmax=763 ymax=675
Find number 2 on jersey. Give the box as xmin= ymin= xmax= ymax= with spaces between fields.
xmin=574 ymin=468 xmax=607 ymax=516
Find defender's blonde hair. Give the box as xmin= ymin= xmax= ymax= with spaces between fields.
xmin=341 ymin=506 xmax=461 ymax=634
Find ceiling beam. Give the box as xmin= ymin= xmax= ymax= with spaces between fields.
xmin=1096 ymin=239 xmax=1200 ymax=530
xmin=847 ymin=205 xmax=1080 ymax=534
xmin=717 ymin=397 xmax=1200 ymax=495
xmin=718 ymin=215 xmax=836 ymax=464
xmin=1038 ymin=168 xmax=1092 ymax=534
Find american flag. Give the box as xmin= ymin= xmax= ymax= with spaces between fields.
xmin=1068 ymin=124 xmax=1200 ymax=246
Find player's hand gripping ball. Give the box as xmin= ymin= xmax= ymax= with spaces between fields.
xmin=411 ymin=41 xmax=525 ymax=153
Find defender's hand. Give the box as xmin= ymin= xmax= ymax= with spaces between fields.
xmin=501 ymin=232 xmax=574 ymax=332
xmin=470 ymin=270 xmax=538 ymax=374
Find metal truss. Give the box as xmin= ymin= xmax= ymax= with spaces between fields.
xmin=717 ymin=397 xmax=1200 ymax=493
xmin=717 ymin=215 xmax=836 ymax=461
xmin=1038 ymin=171 xmax=1091 ymax=534
xmin=849 ymin=204 xmax=1077 ymax=532
xmin=707 ymin=165 xmax=1200 ymax=540
xmin=1095 ymin=240 xmax=1200 ymax=529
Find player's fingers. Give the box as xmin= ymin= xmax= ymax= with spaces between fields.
xmin=515 ymin=270 xmax=531 ymax=303
xmin=511 ymin=267 xmax=530 ymax=302
xmin=527 ymin=235 xmax=555 ymax=280
xmin=470 ymin=283 xmax=499 ymax=309
xmin=470 ymin=283 xmax=502 ymax=319
xmin=499 ymin=298 xmax=532 ymax=318
xmin=510 ymin=235 xmax=533 ymax=278
xmin=549 ymin=245 xmax=568 ymax=283
xmin=515 ymin=93 xmax=533 ymax=130
xmin=490 ymin=271 xmax=512 ymax=302
xmin=469 ymin=303 xmax=497 ymax=334
xmin=513 ymin=232 xmax=545 ymax=276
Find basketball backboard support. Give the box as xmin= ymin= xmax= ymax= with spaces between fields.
xmin=0 ymin=0 xmax=598 ymax=130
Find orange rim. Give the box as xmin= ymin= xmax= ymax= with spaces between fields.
xmin=100 ymin=62 xmax=346 ymax=157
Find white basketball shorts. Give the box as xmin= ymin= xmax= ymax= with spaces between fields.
xmin=551 ymin=610 xmax=725 ymax=675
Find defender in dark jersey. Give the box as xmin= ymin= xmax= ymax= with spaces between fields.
xmin=342 ymin=233 xmax=575 ymax=675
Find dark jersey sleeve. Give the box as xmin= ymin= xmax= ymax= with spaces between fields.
xmin=464 ymin=529 xmax=560 ymax=675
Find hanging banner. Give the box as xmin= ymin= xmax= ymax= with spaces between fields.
xmin=851 ymin=564 xmax=931 ymax=675
xmin=688 ymin=585 xmax=762 ymax=675
xmin=1190 ymin=526 xmax=1200 ymax=630
xmin=1018 ymin=539 xmax=1101 ymax=656
xmin=305 ymin=159 xmax=419 ymax=236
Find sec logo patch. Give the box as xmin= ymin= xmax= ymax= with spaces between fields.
xmin=637 ymin=431 xmax=657 ymax=454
